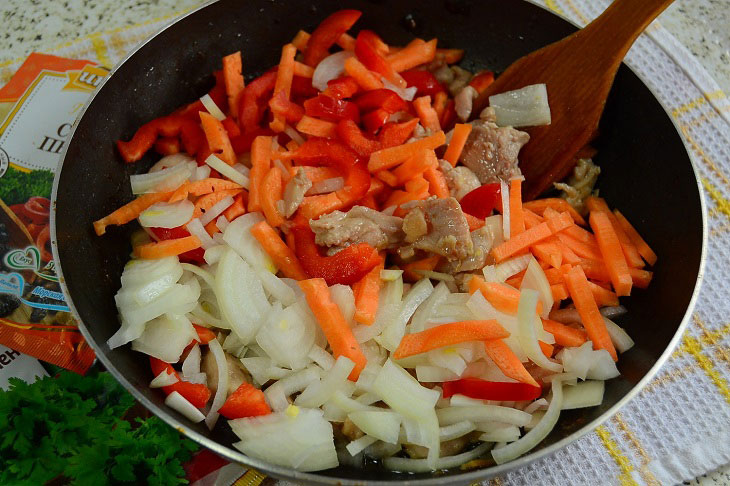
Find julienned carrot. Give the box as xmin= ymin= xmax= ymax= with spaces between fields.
xmin=386 ymin=38 xmax=437 ymax=72
xmin=578 ymin=259 xmax=651 ymax=288
xmin=250 ymin=220 xmax=307 ymax=280
xmin=492 ymin=222 xmax=552 ymax=263
xmin=555 ymin=233 xmax=604 ymax=261
xmin=222 ymin=51 xmax=245 ymax=120
xmin=393 ymin=148 xmax=437 ymax=184
xmin=353 ymin=256 xmax=385 ymax=325
xmin=270 ymin=43 xmax=297 ymax=133
xmin=134 ymin=235 xmax=202 ymax=260
xmin=560 ymin=221 xmax=598 ymax=247
xmin=293 ymin=61 xmax=314 ymax=78
xmin=542 ymin=210 xmax=574 ymax=234
xmin=435 ymin=47 xmax=464 ymax=64
xmin=248 ymin=136 xmax=272 ymax=212
xmin=403 ymin=254 xmax=440 ymax=281
xmin=531 ymin=241 xmax=562 ymax=269
xmin=613 ymin=209 xmax=658 ymax=265
xmin=260 ymin=167 xmax=285 ymax=227
xmin=344 ymin=57 xmax=384 ymax=91
xmin=200 ymin=112 xmax=236 ymax=166
xmin=93 ymin=190 xmax=174 ymax=236
xmin=509 ymin=178 xmax=525 ymax=236
xmin=405 ymin=175 xmax=429 ymax=195
xmin=393 ymin=320 xmax=510 ymax=360
xmin=204 ymin=219 xmax=219 ymax=236
xmin=187 ymin=178 xmax=243 ymax=196
xmin=168 ymin=183 xmax=190 ymax=202
xmin=375 ymin=169 xmax=399 ymax=187
xmin=413 ymin=96 xmax=441 ymax=132
xmin=587 ymin=280 xmax=619 ymax=307
xmin=483 ymin=339 xmax=539 ymax=387
xmin=292 ymin=30 xmax=310 ymax=50
xmin=298 ymin=193 xmax=344 ymax=220
xmin=550 ymin=283 xmax=569 ymax=301
xmin=465 ymin=213 xmax=485 ymax=231
xmin=523 ymin=208 xmax=543 ymax=229
xmin=586 ymin=197 xmax=644 ymax=268
xmin=523 ymin=198 xmax=586 ymax=226
xmin=538 ymin=341 xmax=554 ymax=358
xmin=590 ymin=211 xmax=632 ymax=296
xmin=299 ymin=278 xmax=367 ymax=380
xmin=443 ymin=123 xmax=473 ymax=166
xmin=469 ymin=276 xmax=544 ymax=315
xmin=368 ymin=131 xmax=446 ymax=172
xmin=192 ymin=324 xmax=217 ymax=344
xmin=385 ymin=188 xmax=429 ymax=212
xmin=422 ymin=166 xmax=449 ymax=199
xmin=554 ymin=237 xmax=582 ymax=264
xmin=544 ymin=267 xmax=564 ymax=285
xmin=297 ymin=166 xmax=341 ymax=183
xmin=563 ymin=265 xmax=617 ymax=360
xmin=336 ymin=32 xmax=356 ymax=51
xmin=223 ymin=193 xmax=247 ymax=221
xmin=296 ymin=115 xmax=337 ymax=138
xmin=630 ymin=268 xmax=653 ymax=288
xmin=541 ymin=318 xmax=588 ymax=348
xmin=192 ymin=188 xmax=242 ymax=220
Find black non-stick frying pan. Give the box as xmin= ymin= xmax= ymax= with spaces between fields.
xmin=51 ymin=0 xmax=706 ymax=484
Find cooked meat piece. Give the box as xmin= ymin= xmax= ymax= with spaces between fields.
xmin=282 ymin=169 xmax=312 ymax=218
xmin=438 ymin=226 xmax=495 ymax=274
xmin=459 ymin=119 xmax=530 ymax=184
xmin=455 ymin=85 xmax=478 ymax=122
xmin=400 ymin=197 xmax=473 ymax=261
xmin=438 ymin=159 xmax=481 ymax=201
xmin=448 ymin=66 xmax=473 ymax=97
xmin=553 ymin=158 xmax=600 ymax=215
xmin=310 ymin=206 xmax=404 ymax=254
xmin=342 ymin=417 xmax=365 ymax=441
xmin=402 ymin=208 xmax=428 ymax=243
xmin=202 ymin=349 xmax=252 ymax=396
xmin=479 ymin=106 xmax=498 ymax=123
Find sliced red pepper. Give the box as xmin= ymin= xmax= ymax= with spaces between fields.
xmin=354 ymin=30 xmax=405 ymax=88
xmin=303 ymin=9 xmax=362 ymax=67
xmin=440 ymin=99 xmax=457 ymax=132
xmin=291 ymin=75 xmax=320 ymax=100
xmin=192 ymin=324 xmax=217 ymax=344
xmin=117 ymin=115 xmax=201 ymax=163
xmin=442 ymin=378 xmax=542 ymax=401
xmin=221 ymin=117 xmax=241 ymax=138
xmin=362 ymin=108 xmax=390 ymax=134
xmin=336 ymin=119 xmax=380 ymax=156
xmin=468 ymin=70 xmax=495 ymax=95
xmin=459 ymin=183 xmax=502 ymax=219
xmin=304 ymin=94 xmax=360 ymax=123
xmin=208 ymin=69 xmax=228 ymax=112
xmin=269 ymin=90 xmax=305 ymax=124
xmin=238 ymin=69 xmax=278 ymax=133
xmin=401 ymin=70 xmax=445 ymax=98
xmin=323 ymin=76 xmax=360 ymax=99
xmin=353 ymin=89 xmax=408 ymax=114
xmin=230 ymin=127 xmax=275 ymax=154
xmin=292 ymin=224 xmax=379 ymax=286
xmin=218 ymin=383 xmax=272 ymax=419
xmin=149 ymin=226 xmax=206 ymax=265
xmin=377 ymin=118 xmax=419 ymax=148
xmin=149 ymin=357 xmax=212 ymax=409
xmin=154 ymin=136 xmax=181 ymax=156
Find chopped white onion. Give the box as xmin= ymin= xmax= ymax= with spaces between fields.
xmin=216 ymin=215 xmax=229 ymax=232
xmin=255 ymin=268 xmax=297 ymax=306
xmin=203 ymin=245 xmax=226 ymax=265
xmin=306 ymin=177 xmax=345 ymax=196
xmin=523 ymin=398 xmax=549 ymax=414
xmin=383 ymin=442 xmax=492 ymax=472
xmin=410 ymin=281 xmax=450 ymax=333
xmin=205 ymin=154 xmax=250 ymax=188
xmin=284 ymin=124 xmax=306 ymax=145
xmin=222 ymin=212 xmax=276 ymax=272
xmin=346 ymin=435 xmax=378 ymax=456
xmin=603 ymin=317 xmax=635 ymax=353
xmin=191 ymin=164 xmax=211 ymax=182
xmin=520 ymin=257 xmax=553 ymax=319
xmin=264 ymin=367 xmax=321 ymax=412
xmin=437 ymin=405 xmax=531 ymax=427
xmin=348 ymin=410 xmax=401 ymax=444
xmin=139 ymin=199 xmax=194 ymax=229
xmin=489 ymin=84 xmax=551 ymax=128
xmin=439 ymin=420 xmax=476 ymax=441
xmin=149 ymin=153 xmax=194 ymax=173
xmin=312 ymin=51 xmax=354 ymax=90
xmin=182 ymin=343 xmax=202 ymax=379
xmin=165 ymin=391 xmax=206 ymax=422
xmin=561 ymin=380 xmax=604 ymax=410
xmin=415 ymin=365 xmax=459 ymax=382
xmin=199 ymin=196 xmax=234 ymax=226
xmin=200 ymin=93 xmax=226 ymax=121
xmin=557 ymin=342 xmax=619 ymax=380
xmin=205 ymin=338 xmax=228 ymax=429
xmin=517 ymin=289 xmax=562 ymax=372
xmin=379 ymin=278 xmax=433 ymax=351
xmin=330 ymin=284 xmax=356 ymax=325
xmin=382 ymin=77 xmax=417 ymax=101
xmin=257 ymin=302 xmax=315 ymax=370
xmin=131 ymin=313 xmax=197 ymax=362
xmin=296 ymin=356 xmax=355 ymax=408
xmin=186 ymin=218 xmax=217 ymax=250
xmin=150 ymin=369 xmax=179 ymax=388
xmin=130 ymin=160 xmax=195 ymax=194
xmin=500 ymin=179 xmax=510 ymax=240
xmin=308 ymin=345 xmax=336 ymax=371
xmin=479 ymin=424 xmax=521 ymax=443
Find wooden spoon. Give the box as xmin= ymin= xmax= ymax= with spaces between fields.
xmin=472 ymin=0 xmax=674 ymax=200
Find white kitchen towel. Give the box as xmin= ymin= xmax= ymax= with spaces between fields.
xmin=1 ymin=1 xmax=728 ymax=485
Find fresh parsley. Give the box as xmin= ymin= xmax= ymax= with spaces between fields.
xmin=0 ymin=370 xmax=199 ymax=486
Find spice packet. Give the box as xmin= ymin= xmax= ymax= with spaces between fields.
xmin=0 ymin=53 xmax=107 ymax=374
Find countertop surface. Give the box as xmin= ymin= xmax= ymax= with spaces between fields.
xmin=1 ymin=1 xmax=728 ymax=485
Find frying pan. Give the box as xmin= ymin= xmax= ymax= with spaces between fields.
xmin=51 ymin=0 xmax=706 ymax=484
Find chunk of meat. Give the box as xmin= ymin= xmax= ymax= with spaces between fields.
xmin=201 ymin=350 xmax=252 ymax=397
xmin=282 ymin=169 xmax=312 ymax=218
xmin=309 ymin=205 xmax=404 ymax=254
xmin=438 ymin=226 xmax=495 ymax=274
xmin=459 ymin=119 xmax=530 ymax=184
xmin=438 ymin=159 xmax=481 ymax=201
xmin=400 ymin=197 xmax=473 ymax=261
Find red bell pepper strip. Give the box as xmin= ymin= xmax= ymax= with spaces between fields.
xmin=149 ymin=357 xmax=212 ymax=409
xmin=238 ymin=69 xmax=278 ymax=133
xmin=291 ymin=225 xmax=380 ymax=286
xmin=303 ymin=10 xmax=362 ymax=67
xmin=353 ymin=89 xmax=408 ymax=114
xmin=117 ymin=114 xmax=202 ymax=163
xmin=441 ymin=378 xmax=542 ymax=401
xmin=336 ymin=119 xmax=380 ymax=156
xmin=362 ymin=108 xmax=390 ymax=134
xmin=468 ymin=70 xmax=495 ymax=95
xmin=221 ymin=117 xmax=241 ymax=138
xmin=354 ymin=30 xmax=406 ymax=88
xmin=154 ymin=136 xmax=181 ymax=155
xmin=304 ymin=94 xmax=360 ymax=123
xmin=459 ymin=183 xmax=502 ymax=219
xmin=230 ymin=127 xmax=275 ymax=154
xmin=269 ymin=90 xmax=305 ymax=124
xmin=323 ymin=76 xmax=360 ymax=99
xmin=440 ymin=99 xmax=457 ymax=132
xmin=291 ymin=75 xmax=320 ymax=100
xmin=377 ymin=119 xmax=419 ymax=148
xmin=149 ymin=226 xmax=206 ymax=265
xmin=218 ymin=383 xmax=271 ymax=419
xmin=401 ymin=70 xmax=445 ymax=98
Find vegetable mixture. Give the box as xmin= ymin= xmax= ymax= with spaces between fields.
xmin=94 ymin=9 xmax=657 ymax=473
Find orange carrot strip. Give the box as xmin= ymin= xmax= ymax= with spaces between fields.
xmin=386 ymin=38 xmax=437 ymax=72
xmin=135 ymin=235 xmax=202 ymax=259
xmin=293 ymin=61 xmax=314 ymax=78
xmin=492 ymin=223 xmax=552 ymax=263
xmin=298 ymin=166 xmax=341 ymax=183
xmin=405 ymin=176 xmax=429 ymax=195
xmin=544 ymin=268 xmax=564 ymax=285
xmin=168 ymin=183 xmax=190 ymax=202
xmin=509 ymin=178 xmax=525 ymax=236
xmin=375 ymin=169 xmax=399 ymax=187
xmin=353 ymin=256 xmax=385 ymax=326
xmin=200 ymin=111 xmax=236 ymax=165
xmin=336 ymin=32 xmax=357 ymax=51
xmin=292 ymin=30 xmax=354 ymax=52
xmin=222 ymin=51 xmax=245 ymax=120
xmin=193 ymin=324 xmax=217 ymax=344
xmin=204 ymin=219 xmax=219 ymax=236
xmin=403 ymin=255 xmax=440 ymax=281
xmin=483 ymin=339 xmax=539 ymax=387
xmin=393 ymin=320 xmax=510 ymax=360
xmin=250 ymin=221 xmax=308 ymax=280
xmin=588 ymin=280 xmax=619 ymax=307
xmin=193 ymin=188 xmax=242 ymax=220
xmin=542 ymin=210 xmax=574 ymax=234
xmin=465 ymin=213 xmax=485 ymax=231
xmin=577 ymin=259 xmax=610 ymax=282
xmin=435 ymin=47 xmax=465 ymax=64
xmin=589 ymin=211 xmax=632 ymax=296
xmin=368 ymin=131 xmax=446 ymax=172
xmin=296 ymin=115 xmax=337 ymax=138
xmin=613 ymin=209 xmax=658 ymax=266
xmin=298 ymin=193 xmax=344 ymax=220
xmin=269 ymin=43 xmax=297 ymax=133
xmin=523 ymin=208 xmax=544 ymax=229
xmin=523 ymin=198 xmax=586 ymax=226
xmin=433 ymin=91 xmax=449 ymax=121
xmin=393 ymin=149 xmax=437 ymax=184
xmin=586 ymin=197 xmax=644 ymax=268
xmin=187 ymin=178 xmax=243 ymax=196
xmin=560 ymin=222 xmax=599 ymax=247
xmin=555 ymin=233 xmax=604 ymax=261
xmin=413 ymin=96 xmax=441 ymax=132
xmin=563 ymin=265 xmax=617 ymax=360
xmin=93 ymin=190 xmax=174 ymax=236
xmin=468 ymin=276 xmax=543 ymax=315
xmin=292 ymin=30 xmax=310 ymax=51
xmin=442 ymin=123 xmax=473 ymax=166
xmin=344 ymin=57 xmax=384 ymax=91
xmin=385 ymin=188 xmax=429 ymax=211
xmin=260 ymin=167 xmax=285 ymax=227
xmin=223 ymin=193 xmax=247 ymax=221
xmin=538 ymin=341 xmax=554 ymax=358
xmin=299 ymin=278 xmax=367 ymax=380
xmin=550 ymin=283 xmax=569 ymax=301
xmin=541 ymin=318 xmax=588 ymax=348
xmin=532 ymin=242 xmax=562 ymax=269
xmin=248 ymin=136 xmax=272 ymax=212
xmin=630 ymin=268 xmax=653 ymax=288
xmin=424 ymin=166 xmax=450 ymax=199
xmin=553 ymin=237 xmax=582 ymax=264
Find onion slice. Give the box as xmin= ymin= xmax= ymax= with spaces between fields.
xmin=384 ymin=442 xmax=492 ymax=472
xmin=200 ymin=94 xmax=226 ymax=121
xmin=150 ymin=369 xmax=179 ymax=388
xmin=165 ymin=391 xmax=206 ymax=422
xmin=561 ymin=380 xmax=604 ymax=410
xmin=500 ymin=179 xmax=510 ymax=240
xmin=139 ymin=200 xmax=194 ymax=229
xmin=199 ymin=196 xmax=234 ymax=226
xmin=205 ymin=338 xmax=228 ymax=430
xmin=312 ymin=51 xmax=353 ymax=91
xmin=489 ymin=84 xmax=551 ymax=128
xmin=517 ymin=289 xmax=562 ymax=371
xmin=205 ymin=154 xmax=250 ymax=188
